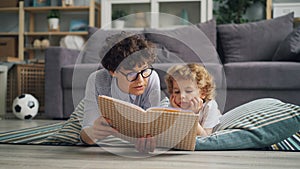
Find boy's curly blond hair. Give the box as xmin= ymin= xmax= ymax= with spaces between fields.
xmin=165 ymin=63 xmax=216 ymax=102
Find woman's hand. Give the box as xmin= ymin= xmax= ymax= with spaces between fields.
xmin=135 ymin=134 xmax=156 ymax=153
xmin=80 ymin=116 xmax=118 ymax=144
xmin=92 ymin=116 xmax=119 ymax=140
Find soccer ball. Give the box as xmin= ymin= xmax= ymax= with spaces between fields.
xmin=12 ymin=94 xmax=39 ymax=120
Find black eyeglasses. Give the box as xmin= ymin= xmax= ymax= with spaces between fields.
xmin=119 ymin=67 xmax=154 ymax=82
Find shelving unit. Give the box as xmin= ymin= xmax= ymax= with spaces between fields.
xmin=266 ymin=0 xmax=272 ymax=19
xmin=266 ymin=0 xmax=300 ymax=24
xmin=24 ymin=0 xmax=100 ymax=60
xmin=0 ymin=3 xmax=24 ymax=61
xmin=273 ymin=3 xmax=300 ymax=23
xmin=0 ymin=0 xmax=101 ymax=61
xmin=101 ymin=0 xmax=213 ymax=29
xmin=152 ymin=0 xmax=213 ymax=28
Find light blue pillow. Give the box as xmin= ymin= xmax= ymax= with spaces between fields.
xmin=195 ymin=98 xmax=300 ymax=150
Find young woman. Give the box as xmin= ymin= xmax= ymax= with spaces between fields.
xmin=80 ymin=32 xmax=161 ymax=153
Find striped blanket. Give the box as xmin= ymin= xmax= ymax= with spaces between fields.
xmin=0 ymin=100 xmax=132 ymax=147
xmin=0 ymin=122 xmax=65 ymax=144
xmin=1 ymin=99 xmax=299 ymax=151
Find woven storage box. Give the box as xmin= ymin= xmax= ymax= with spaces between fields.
xmin=0 ymin=37 xmax=17 ymax=57
xmin=0 ymin=0 xmax=19 ymax=7
xmin=6 ymin=64 xmax=45 ymax=119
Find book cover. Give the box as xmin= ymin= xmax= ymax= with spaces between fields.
xmin=98 ymin=95 xmax=199 ymax=151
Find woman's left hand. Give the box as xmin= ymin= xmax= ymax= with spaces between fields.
xmin=135 ymin=134 xmax=156 ymax=153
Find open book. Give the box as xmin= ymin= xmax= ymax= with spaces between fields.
xmin=98 ymin=95 xmax=199 ymax=151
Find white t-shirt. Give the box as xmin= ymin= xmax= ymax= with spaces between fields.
xmin=198 ymin=100 xmax=222 ymax=128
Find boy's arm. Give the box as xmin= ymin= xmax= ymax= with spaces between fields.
xmin=197 ymin=100 xmax=221 ymax=136
xmin=196 ymin=124 xmax=214 ymax=136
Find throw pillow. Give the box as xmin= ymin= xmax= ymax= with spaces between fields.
xmin=87 ymin=26 xmax=98 ymax=38
xmin=196 ymin=19 xmax=217 ymax=47
xmin=272 ymin=26 xmax=300 ymax=61
xmin=267 ymin=130 xmax=300 ymax=151
xmin=218 ymin=13 xmax=294 ymax=63
xmin=195 ymin=98 xmax=300 ymax=150
xmin=145 ymin=19 xmax=220 ymax=63
xmin=82 ymin=28 xmax=144 ymax=64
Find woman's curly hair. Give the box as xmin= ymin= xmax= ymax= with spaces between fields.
xmin=101 ymin=32 xmax=156 ymax=72
xmin=165 ymin=63 xmax=216 ymax=102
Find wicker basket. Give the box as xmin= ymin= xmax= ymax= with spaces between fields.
xmin=6 ymin=64 xmax=45 ymax=119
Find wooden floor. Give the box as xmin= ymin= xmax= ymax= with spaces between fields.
xmin=0 ymin=120 xmax=300 ymax=169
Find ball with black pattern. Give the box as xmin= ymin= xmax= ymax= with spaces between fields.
xmin=12 ymin=94 xmax=39 ymax=120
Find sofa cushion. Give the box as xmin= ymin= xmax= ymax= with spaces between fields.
xmin=81 ymin=29 xmax=120 ymax=64
xmin=82 ymin=28 xmax=144 ymax=64
xmin=85 ymin=20 xmax=218 ymax=64
xmin=87 ymin=26 xmax=98 ymax=38
xmin=272 ymin=26 xmax=300 ymax=61
xmin=196 ymin=19 xmax=217 ymax=47
xmin=62 ymin=64 xmax=100 ymax=89
xmin=224 ymin=62 xmax=300 ymax=89
xmin=145 ymin=20 xmax=219 ymax=64
xmin=218 ymin=13 xmax=294 ymax=63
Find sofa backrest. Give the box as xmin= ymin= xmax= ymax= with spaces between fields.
xmin=75 ymin=12 xmax=296 ymax=65
xmin=83 ymin=19 xmax=220 ymax=65
xmin=217 ymin=12 xmax=294 ymax=64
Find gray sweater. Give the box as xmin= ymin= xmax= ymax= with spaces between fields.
xmin=82 ymin=69 xmax=161 ymax=128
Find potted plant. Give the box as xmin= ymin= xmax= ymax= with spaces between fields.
xmin=112 ymin=9 xmax=128 ymax=29
xmin=47 ymin=10 xmax=60 ymax=31
xmin=213 ymin=0 xmax=265 ymax=24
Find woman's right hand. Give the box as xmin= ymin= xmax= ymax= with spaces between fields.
xmin=81 ymin=116 xmax=118 ymax=144
xmin=92 ymin=116 xmax=119 ymax=140
xmin=135 ymin=134 xmax=156 ymax=153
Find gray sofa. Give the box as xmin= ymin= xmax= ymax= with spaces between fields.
xmin=45 ymin=13 xmax=300 ymax=119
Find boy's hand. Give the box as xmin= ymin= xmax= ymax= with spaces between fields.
xmin=189 ymin=97 xmax=204 ymax=114
xmin=170 ymin=94 xmax=180 ymax=108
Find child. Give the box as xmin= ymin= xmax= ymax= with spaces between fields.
xmin=165 ymin=63 xmax=222 ymax=136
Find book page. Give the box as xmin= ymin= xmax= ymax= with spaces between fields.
xmin=98 ymin=95 xmax=199 ymax=150
xmin=146 ymin=107 xmax=194 ymax=114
